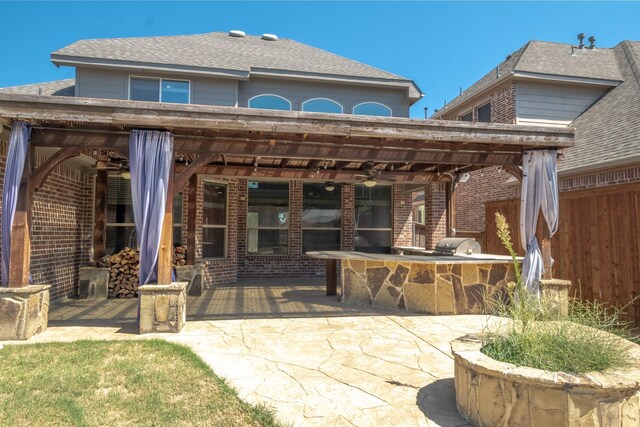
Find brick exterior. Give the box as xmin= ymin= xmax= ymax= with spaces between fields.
xmin=0 ymin=139 xmax=93 ymax=300
xmin=439 ymin=82 xmax=516 ymax=125
xmin=392 ymin=184 xmax=413 ymax=247
xmin=424 ymin=183 xmax=447 ymax=249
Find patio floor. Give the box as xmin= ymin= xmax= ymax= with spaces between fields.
xmin=12 ymin=278 xmax=489 ymax=427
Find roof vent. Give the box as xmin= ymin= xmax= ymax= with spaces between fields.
xmin=577 ymin=33 xmax=585 ymax=49
xmin=261 ymin=33 xmax=278 ymax=41
xmin=588 ymin=36 xmax=596 ymax=49
xmin=229 ymin=30 xmax=246 ymax=38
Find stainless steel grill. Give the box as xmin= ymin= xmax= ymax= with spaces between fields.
xmin=434 ymin=238 xmax=481 ymax=256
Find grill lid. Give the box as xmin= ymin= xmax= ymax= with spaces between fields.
xmin=434 ymin=238 xmax=481 ymax=255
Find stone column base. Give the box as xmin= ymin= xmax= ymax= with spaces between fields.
xmin=540 ymin=278 xmax=571 ymax=317
xmin=79 ymin=267 xmax=109 ymax=299
xmin=0 ymin=285 xmax=51 ymax=340
xmin=139 ymin=282 xmax=187 ymax=334
xmin=175 ymin=263 xmax=204 ymax=296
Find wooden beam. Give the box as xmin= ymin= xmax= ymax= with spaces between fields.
xmin=175 ymin=164 xmax=448 ymax=182
xmin=93 ymin=170 xmax=107 ymax=260
xmin=186 ymin=174 xmax=197 ymax=265
xmin=504 ymin=165 xmax=523 ymax=182
xmin=157 ymin=158 xmax=175 ymax=285
xmin=29 ymin=129 xmax=527 ymax=166
xmin=173 ymin=153 xmax=217 ymax=195
xmin=8 ymin=146 xmax=33 ymax=287
xmin=279 ymin=158 xmax=290 ymax=168
xmin=333 ymin=161 xmax=351 ymax=170
xmin=29 ymin=147 xmax=80 ymax=192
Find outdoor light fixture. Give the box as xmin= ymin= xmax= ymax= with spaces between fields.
xmin=324 ymin=182 xmax=336 ymax=192
xmin=120 ymin=171 xmax=131 ymax=180
xmin=363 ymin=178 xmax=377 ymax=188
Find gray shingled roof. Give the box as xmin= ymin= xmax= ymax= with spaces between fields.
xmin=52 ymin=32 xmax=412 ymax=83
xmin=560 ymin=41 xmax=640 ymax=172
xmin=433 ymin=41 xmax=624 ymax=118
xmin=0 ymin=79 xmax=75 ymax=96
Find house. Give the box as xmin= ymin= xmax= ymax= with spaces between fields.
xmin=0 ymin=30 xmax=573 ymax=337
xmin=431 ymin=36 xmax=640 ymax=323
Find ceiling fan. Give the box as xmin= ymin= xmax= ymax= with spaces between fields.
xmin=354 ymin=162 xmax=397 ymax=187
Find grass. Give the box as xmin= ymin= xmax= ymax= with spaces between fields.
xmin=480 ymin=213 xmax=637 ymax=374
xmin=0 ymin=340 xmax=284 ymax=427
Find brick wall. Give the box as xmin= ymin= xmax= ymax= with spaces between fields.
xmin=0 ymin=139 xmax=93 ymax=300
xmin=559 ymin=165 xmax=640 ymax=192
xmin=424 ymin=183 xmax=447 ymax=249
xmin=454 ymin=167 xmax=519 ymax=232
xmin=392 ymin=184 xmax=413 ymax=246
xmin=491 ymin=83 xmax=516 ymax=124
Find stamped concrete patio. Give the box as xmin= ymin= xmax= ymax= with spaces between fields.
xmin=14 ymin=278 xmax=489 ymax=427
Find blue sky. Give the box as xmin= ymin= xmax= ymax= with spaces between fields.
xmin=1 ymin=1 xmax=639 ymax=118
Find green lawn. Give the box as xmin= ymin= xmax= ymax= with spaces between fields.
xmin=0 ymin=340 xmax=283 ymax=427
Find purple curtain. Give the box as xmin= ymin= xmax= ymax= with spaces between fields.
xmin=129 ymin=130 xmax=174 ymax=285
xmin=1 ymin=121 xmax=31 ymax=286
xmin=519 ymin=150 xmax=559 ymax=294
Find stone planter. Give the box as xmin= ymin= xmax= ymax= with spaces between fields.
xmin=78 ymin=267 xmax=109 ymax=299
xmin=138 ymin=282 xmax=187 ymax=334
xmin=0 ymin=285 xmax=51 ymax=340
xmin=174 ymin=263 xmax=204 ymax=296
xmin=451 ymin=334 xmax=640 ymax=426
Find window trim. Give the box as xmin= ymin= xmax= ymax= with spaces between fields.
xmin=128 ymin=75 xmax=191 ymax=104
xmin=246 ymin=180 xmax=290 ymax=256
xmin=247 ymin=94 xmax=292 ymax=110
xmin=201 ymin=180 xmax=229 ymax=260
xmin=352 ymin=101 xmax=392 ymax=116
xmin=301 ymin=97 xmax=344 ymax=114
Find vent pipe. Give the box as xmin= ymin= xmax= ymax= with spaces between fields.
xmin=588 ymin=36 xmax=596 ymax=49
xmin=577 ymin=33 xmax=585 ymax=49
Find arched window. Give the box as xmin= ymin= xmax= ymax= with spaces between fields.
xmin=248 ymin=94 xmax=291 ymax=111
xmin=302 ymin=98 xmax=343 ymax=114
xmin=353 ymin=102 xmax=392 ymax=117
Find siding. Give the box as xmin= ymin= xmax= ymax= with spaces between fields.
xmin=238 ymin=77 xmax=409 ymax=117
xmin=515 ymin=81 xmax=607 ymax=127
xmin=76 ymin=67 xmax=238 ymax=106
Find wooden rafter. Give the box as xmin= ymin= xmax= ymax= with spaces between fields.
xmin=173 ymin=153 xmax=218 ymax=195
xmin=29 ymin=147 xmax=81 ymax=192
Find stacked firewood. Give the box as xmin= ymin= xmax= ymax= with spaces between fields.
xmin=97 ymin=246 xmax=187 ymax=298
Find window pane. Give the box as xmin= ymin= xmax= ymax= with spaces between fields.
xmin=173 ymin=226 xmax=183 ymax=247
xmin=106 ymin=226 xmax=137 ymax=254
xmin=353 ymin=102 xmax=391 ymax=117
xmin=161 ymin=80 xmax=189 ymax=104
xmin=107 ymin=177 xmax=134 ymax=224
xmin=303 ymin=230 xmax=340 ymax=252
xmin=203 ymin=183 xmax=227 ymax=226
xmin=130 ymin=78 xmax=159 ymax=102
xmin=248 ymin=181 xmax=289 ymax=228
xmin=302 ymin=99 xmax=342 ymax=114
xmin=477 ymin=103 xmax=491 ymax=122
xmin=249 ymin=95 xmax=291 ymax=111
xmin=202 ymin=228 xmax=225 ymax=258
xmin=248 ymin=230 xmax=288 ymax=254
xmin=355 ymin=185 xmax=392 ymax=229
xmin=302 ymin=183 xmax=341 ymax=228
xmin=460 ymin=111 xmax=473 ymax=122
xmin=174 ymin=194 xmax=183 ymax=225
xmin=355 ymin=230 xmax=391 ymax=254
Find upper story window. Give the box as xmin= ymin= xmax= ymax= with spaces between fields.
xmin=477 ymin=103 xmax=491 ymax=123
xmin=302 ymin=98 xmax=343 ymax=114
xmin=460 ymin=111 xmax=473 ymax=122
xmin=353 ymin=102 xmax=392 ymax=117
xmin=248 ymin=94 xmax=291 ymax=111
xmin=129 ymin=77 xmax=190 ymax=104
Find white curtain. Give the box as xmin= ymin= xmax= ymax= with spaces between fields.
xmin=520 ymin=150 xmax=559 ymax=294
xmin=1 ymin=121 xmax=30 ymax=286
xmin=129 ymin=129 xmax=174 ymax=285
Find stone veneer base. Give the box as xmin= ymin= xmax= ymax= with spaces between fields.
xmin=0 ymin=284 xmax=51 ymax=340
xmin=139 ymin=282 xmax=187 ymax=334
xmin=451 ymin=334 xmax=640 ymax=426
xmin=341 ymin=258 xmax=516 ymax=314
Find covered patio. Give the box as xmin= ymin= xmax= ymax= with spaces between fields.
xmin=0 ymin=92 xmax=574 ymax=338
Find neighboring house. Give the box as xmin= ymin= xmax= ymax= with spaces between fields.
xmin=431 ymin=36 xmax=640 ymax=322
xmin=0 ymin=30 xmax=424 ymax=297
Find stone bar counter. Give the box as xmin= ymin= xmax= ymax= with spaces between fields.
xmin=307 ymin=251 xmax=517 ymax=315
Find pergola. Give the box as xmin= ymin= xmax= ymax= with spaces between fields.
xmin=0 ymin=93 xmax=574 ymax=336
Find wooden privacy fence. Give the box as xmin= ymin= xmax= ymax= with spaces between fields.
xmin=486 ymin=182 xmax=640 ymax=326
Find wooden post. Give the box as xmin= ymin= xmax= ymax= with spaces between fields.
xmin=157 ymin=160 xmax=174 ymax=285
xmin=186 ymin=174 xmax=197 ymax=265
xmin=8 ymin=146 xmax=33 ymax=287
xmin=445 ymin=181 xmax=456 ymax=237
xmin=93 ymin=170 xmax=107 ymax=260
xmin=536 ymin=216 xmax=553 ymax=279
